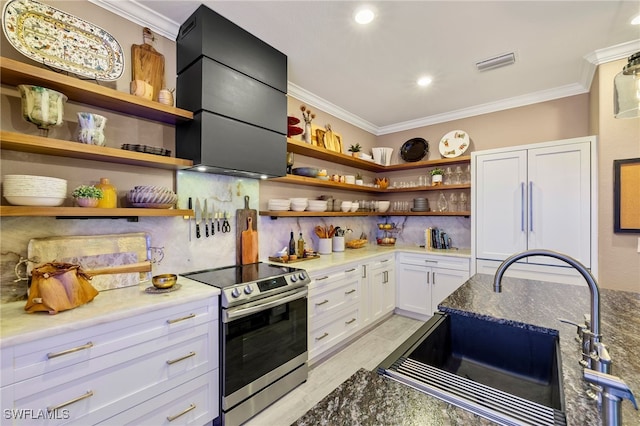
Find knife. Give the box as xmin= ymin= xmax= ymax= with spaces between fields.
xmin=187 ymin=197 xmax=192 ymax=242
xmin=203 ymin=199 xmax=209 ymax=237
xmin=195 ymin=198 xmax=202 ymax=239
xmin=209 ymin=204 xmax=215 ymax=236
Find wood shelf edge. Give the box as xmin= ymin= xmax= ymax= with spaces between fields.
xmin=0 ymin=206 xmax=194 ymax=217
xmin=259 ymin=210 xmax=471 ymax=217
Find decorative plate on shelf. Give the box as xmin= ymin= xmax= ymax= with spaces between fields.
xmin=400 ymin=137 xmax=429 ymax=162
xmin=439 ymin=130 xmax=470 ymax=158
xmin=2 ymin=0 xmax=125 ymax=81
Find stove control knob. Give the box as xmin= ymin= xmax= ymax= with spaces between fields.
xmin=290 ymin=275 xmax=298 ymax=283
xmin=231 ymin=288 xmax=241 ymax=298
xmin=298 ymin=272 xmax=307 ymax=281
xmin=244 ymin=285 xmax=254 ymax=295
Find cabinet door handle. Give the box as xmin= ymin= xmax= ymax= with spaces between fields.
xmin=345 ymin=268 xmax=356 ymax=272
xmin=167 ymin=313 xmax=196 ymax=324
xmin=167 ymin=403 xmax=197 ymax=422
xmin=345 ymin=318 xmax=356 ymax=325
xmin=521 ymin=182 xmax=525 ymax=232
xmin=47 ymin=390 xmax=93 ymax=412
xmin=315 ymin=276 xmax=329 ymax=281
xmin=167 ymin=351 xmax=196 ymax=365
xmin=345 ymin=289 xmax=356 ymax=295
xmin=315 ymin=299 xmax=330 ymax=306
xmin=432 ymin=272 xmax=436 ymax=285
xmin=47 ymin=342 xmax=93 ymax=359
xmin=426 ymin=272 xmax=430 ymax=284
xmin=315 ymin=332 xmax=329 ymax=341
xmin=362 ymin=265 xmax=367 ymax=278
xmin=529 ymin=181 xmax=533 ymax=232
xmin=383 ymin=271 xmax=388 ymax=283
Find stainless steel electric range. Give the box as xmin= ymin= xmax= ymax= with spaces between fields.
xmin=181 ymin=262 xmax=310 ymax=426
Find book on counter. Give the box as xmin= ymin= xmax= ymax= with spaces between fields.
xmin=425 ymin=227 xmax=451 ymax=250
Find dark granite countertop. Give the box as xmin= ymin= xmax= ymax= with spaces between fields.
xmin=295 ymin=274 xmax=640 ymax=425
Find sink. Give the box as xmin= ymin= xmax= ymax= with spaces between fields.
xmin=378 ymin=312 xmax=566 ymax=425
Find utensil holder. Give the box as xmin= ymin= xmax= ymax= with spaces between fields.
xmin=332 ymin=236 xmax=345 ymax=252
xmin=318 ymin=238 xmax=332 ymax=254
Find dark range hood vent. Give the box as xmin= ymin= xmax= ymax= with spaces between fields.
xmin=176 ymin=5 xmax=288 ymax=179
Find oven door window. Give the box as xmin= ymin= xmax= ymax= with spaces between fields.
xmin=223 ymin=296 xmax=307 ymax=397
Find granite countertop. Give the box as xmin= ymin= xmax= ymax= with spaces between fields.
xmin=296 ymin=274 xmax=640 ymax=425
xmin=0 ymin=277 xmax=220 ymax=348
xmin=266 ymin=245 xmax=470 ymax=273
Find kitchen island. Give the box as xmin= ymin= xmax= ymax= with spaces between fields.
xmin=294 ymin=274 xmax=640 ymax=425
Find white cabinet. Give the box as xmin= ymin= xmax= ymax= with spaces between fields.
xmin=396 ymin=252 xmax=470 ymax=320
xmin=363 ymin=255 xmax=396 ymax=326
xmin=307 ymin=263 xmax=362 ymax=362
xmin=0 ymin=297 xmax=219 ymax=425
xmin=473 ymin=137 xmax=596 ymax=283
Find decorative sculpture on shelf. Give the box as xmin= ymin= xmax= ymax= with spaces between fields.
xmin=300 ymin=105 xmax=315 ymax=144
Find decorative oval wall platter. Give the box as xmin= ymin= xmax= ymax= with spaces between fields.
xmin=2 ymin=0 xmax=125 ymax=81
xmin=439 ymin=130 xmax=470 ymax=158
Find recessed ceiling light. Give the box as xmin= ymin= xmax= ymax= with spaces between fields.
xmin=631 ymin=14 xmax=640 ymax=25
xmin=354 ymin=8 xmax=375 ymax=25
xmin=417 ymin=76 xmax=432 ymax=87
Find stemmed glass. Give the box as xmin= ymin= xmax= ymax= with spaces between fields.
xmin=459 ymin=192 xmax=468 ymax=211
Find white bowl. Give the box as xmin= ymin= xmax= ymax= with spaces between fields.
xmin=3 ymin=175 xmax=67 ymax=197
xmin=350 ymin=202 xmax=359 ymax=212
xmin=5 ymin=195 xmax=65 ymax=206
xmin=291 ymin=205 xmax=307 ymax=212
xmin=289 ymin=198 xmax=308 ymax=203
xmin=378 ymin=201 xmax=390 ymax=212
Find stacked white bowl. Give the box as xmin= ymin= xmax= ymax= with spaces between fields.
xmin=127 ymin=185 xmax=177 ymax=207
xmin=290 ymin=198 xmax=308 ymax=212
xmin=378 ymin=200 xmax=391 ymax=213
xmin=268 ymin=199 xmax=290 ymax=211
xmin=341 ymin=201 xmax=352 ymax=212
xmin=350 ymin=202 xmax=359 ymax=212
xmin=307 ymin=199 xmax=328 ymax=212
xmin=3 ymin=174 xmax=67 ymax=206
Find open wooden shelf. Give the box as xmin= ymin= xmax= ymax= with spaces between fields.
xmin=1 ymin=131 xmax=193 ymax=170
xmin=260 ymin=210 xmax=470 ymax=218
xmin=0 ymin=206 xmax=193 ymax=218
xmin=1 ymin=56 xmax=193 ymax=124
xmin=286 ymin=138 xmax=471 ymax=172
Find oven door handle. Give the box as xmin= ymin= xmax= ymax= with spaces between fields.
xmin=223 ymin=287 xmax=308 ymax=323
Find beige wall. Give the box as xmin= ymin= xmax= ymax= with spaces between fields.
xmin=591 ymin=59 xmax=640 ymax=292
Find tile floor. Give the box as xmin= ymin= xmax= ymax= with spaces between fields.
xmin=244 ymin=314 xmax=425 ymax=426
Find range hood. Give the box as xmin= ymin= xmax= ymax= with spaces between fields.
xmin=175 ymin=5 xmax=287 ymax=179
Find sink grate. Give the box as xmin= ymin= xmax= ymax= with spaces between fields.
xmin=384 ymin=357 xmax=567 ymax=426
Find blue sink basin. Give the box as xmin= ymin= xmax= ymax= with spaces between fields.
xmin=379 ymin=312 xmax=566 ymax=425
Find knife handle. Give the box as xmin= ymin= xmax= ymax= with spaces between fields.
xmin=196 ymin=224 xmax=201 ymax=238
xmin=205 ymin=223 xmax=209 ymax=238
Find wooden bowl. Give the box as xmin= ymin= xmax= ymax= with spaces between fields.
xmin=152 ymin=274 xmax=177 ymax=289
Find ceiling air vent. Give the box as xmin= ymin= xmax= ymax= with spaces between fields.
xmin=476 ymin=52 xmax=516 ymax=71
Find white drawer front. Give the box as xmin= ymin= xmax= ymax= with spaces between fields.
xmin=9 ymin=322 xmax=216 ymax=425
xmin=309 ymin=307 xmax=360 ymax=359
xmin=99 ymin=370 xmax=218 ymax=426
xmin=309 ymin=278 xmax=360 ymax=318
xmin=11 ymin=298 xmax=216 ymax=384
xmin=398 ymin=253 xmax=469 ymax=271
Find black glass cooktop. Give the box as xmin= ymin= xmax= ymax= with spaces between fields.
xmin=181 ymin=262 xmax=300 ymax=289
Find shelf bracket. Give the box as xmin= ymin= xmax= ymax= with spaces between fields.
xmin=56 ymin=216 xmax=139 ymax=222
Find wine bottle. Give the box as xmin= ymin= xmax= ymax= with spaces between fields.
xmin=289 ymin=231 xmax=296 ymax=256
xmin=297 ymin=233 xmax=305 ymax=257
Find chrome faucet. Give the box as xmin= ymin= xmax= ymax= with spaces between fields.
xmin=493 ymin=249 xmax=611 ymax=374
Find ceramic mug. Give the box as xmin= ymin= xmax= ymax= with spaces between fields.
xmin=130 ymin=80 xmax=153 ymax=100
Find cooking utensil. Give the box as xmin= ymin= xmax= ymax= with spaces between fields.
xmin=195 ymin=198 xmax=202 ymax=238
xmin=131 ymin=27 xmax=165 ymax=101
xmin=236 ymin=195 xmax=257 ymax=264
xmin=222 ymin=212 xmax=231 ymax=233
xmin=152 ymin=273 xmax=177 ymax=289
xmin=217 ymin=211 xmax=221 ymax=232
xmin=209 ymin=205 xmax=215 ymax=236
xmin=203 ymin=199 xmax=209 ymax=237
xmin=241 ymin=216 xmax=259 ymax=265
xmin=188 ymin=197 xmax=192 ymax=241
xmin=85 ymin=261 xmax=152 ymax=276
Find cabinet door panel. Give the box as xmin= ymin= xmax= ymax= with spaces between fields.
xmin=396 ymin=263 xmax=431 ymax=316
xmin=527 ymin=142 xmax=591 ymax=267
xmin=475 ymin=150 xmax=528 ymax=261
xmin=432 ymin=268 xmax=470 ymax=313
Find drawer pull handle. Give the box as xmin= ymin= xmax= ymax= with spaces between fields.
xmin=167 ymin=403 xmax=197 ymax=422
xmin=345 ymin=289 xmax=356 ymax=295
xmin=167 ymin=351 xmax=196 ymax=365
xmin=47 ymin=390 xmax=93 ymax=412
xmin=167 ymin=313 xmax=196 ymax=324
xmin=47 ymin=342 xmax=93 ymax=359
xmin=315 ymin=299 xmax=329 ymax=306
xmin=345 ymin=268 xmax=356 ymax=272
xmin=315 ymin=332 xmax=329 ymax=341
xmin=424 ymin=260 xmax=438 ymax=264
xmin=345 ymin=318 xmax=356 ymax=325
xmin=315 ymin=276 xmax=329 ymax=281
xmin=381 ymin=259 xmax=389 ymax=263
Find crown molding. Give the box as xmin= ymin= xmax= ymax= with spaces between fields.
xmin=89 ymin=0 xmax=180 ymax=40
xmin=93 ymin=1 xmax=639 ymax=136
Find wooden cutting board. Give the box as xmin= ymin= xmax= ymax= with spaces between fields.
xmin=242 ymin=216 xmax=259 ymax=265
xmin=236 ymin=195 xmax=258 ymax=264
xmin=131 ymin=42 xmax=165 ymax=102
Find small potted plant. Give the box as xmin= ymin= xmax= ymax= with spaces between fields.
xmin=355 ymin=173 xmax=364 ymax=186
xmin=430 ymin=168 xmax=444 ymax=186
xmin=348 ymin=143 xmax=362 ymax=157
xmin=72 ymin=185 xmax=103 ymax=207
